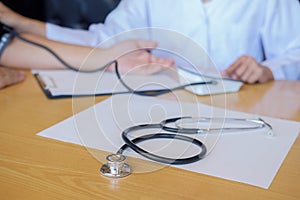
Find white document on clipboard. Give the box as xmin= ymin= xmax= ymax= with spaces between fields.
xmin=32 ymin=69 xmax=180 ymax=98
xmin=33 ymin=69 xmax=128 ymax=98
xmin=32 ymin=68 xmax=243 ymax=99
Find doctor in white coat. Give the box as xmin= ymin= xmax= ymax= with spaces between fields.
xmin=1 ymin=0 xmax=300 ymax=83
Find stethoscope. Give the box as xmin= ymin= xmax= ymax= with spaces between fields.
xmin=12 ymin=33 xmax=274 ymax=178
xmin=100 ymin=116 xmax=273 ymax=178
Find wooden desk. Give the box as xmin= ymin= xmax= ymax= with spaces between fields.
xmin=1 ymin=71 xmax=299 ymax=200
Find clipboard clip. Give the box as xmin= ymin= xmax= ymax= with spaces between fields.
xmin=35 ymin=74 xmax=57 ymax=89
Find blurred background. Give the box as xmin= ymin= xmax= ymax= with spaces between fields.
xmin=2 ymin=0 xmax=120 ymax=29
xmin=3 ymin=0 xmax=299 ymax=30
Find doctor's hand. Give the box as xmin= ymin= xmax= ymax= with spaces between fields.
xmin=222 ymin=55 xmax=274 ymax=84
xmin=0 ymin=67 xmax=26 ymax=89
xmin=108 ymin=40 xmax=174 ymax=75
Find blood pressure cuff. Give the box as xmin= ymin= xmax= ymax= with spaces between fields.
xmin=0 ymin=24 xmax=16 ymax=58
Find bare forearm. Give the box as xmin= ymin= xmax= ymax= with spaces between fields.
xmin=0 ymin=33 xmax=112 ymax=70
xmin=18 ymin=18 xmax=46 ymax=37
xmin=0 ymin=31 xmax=174 ymax=73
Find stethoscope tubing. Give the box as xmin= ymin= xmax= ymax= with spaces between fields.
xmin=117 ymin=123 xmax=207 ymax=165
xmin=116 ymin=117 xmax=273 ymax=165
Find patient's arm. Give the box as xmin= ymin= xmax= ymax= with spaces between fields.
xmin=0 ymin=33 xmax=173 ymax=72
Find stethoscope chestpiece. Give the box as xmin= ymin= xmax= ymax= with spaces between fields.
xmin=100 ymin=154 xmax=131 ymax=178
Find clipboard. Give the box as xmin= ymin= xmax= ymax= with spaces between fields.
xmin=33 ymin=69 xmax=132 ymax=99
xmin=33 ymin=69 xmax=243 ymax=99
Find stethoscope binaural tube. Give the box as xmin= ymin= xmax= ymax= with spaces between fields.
xmin=161 ymin=117 xmax=274 ymax=136
xmin=117 ymin=123 xmax=207 ymax=165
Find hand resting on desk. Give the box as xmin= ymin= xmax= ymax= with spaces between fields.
xmin=222 ymin=55 xmax=274 ymax=84
xmin=0 ymin=67 xmax=25 ymax=89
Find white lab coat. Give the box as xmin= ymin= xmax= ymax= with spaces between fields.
xmin=46 ymin=0 xmax=300 ymax=80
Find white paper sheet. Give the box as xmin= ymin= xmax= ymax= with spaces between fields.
xmin=37 ymin=94 xmax=300 ymax=189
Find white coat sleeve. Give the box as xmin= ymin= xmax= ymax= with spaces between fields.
xmin=46 ymin=23 xmax=100 ymax=46
xmin=260 ymin=0 xmax=300 ymax=80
